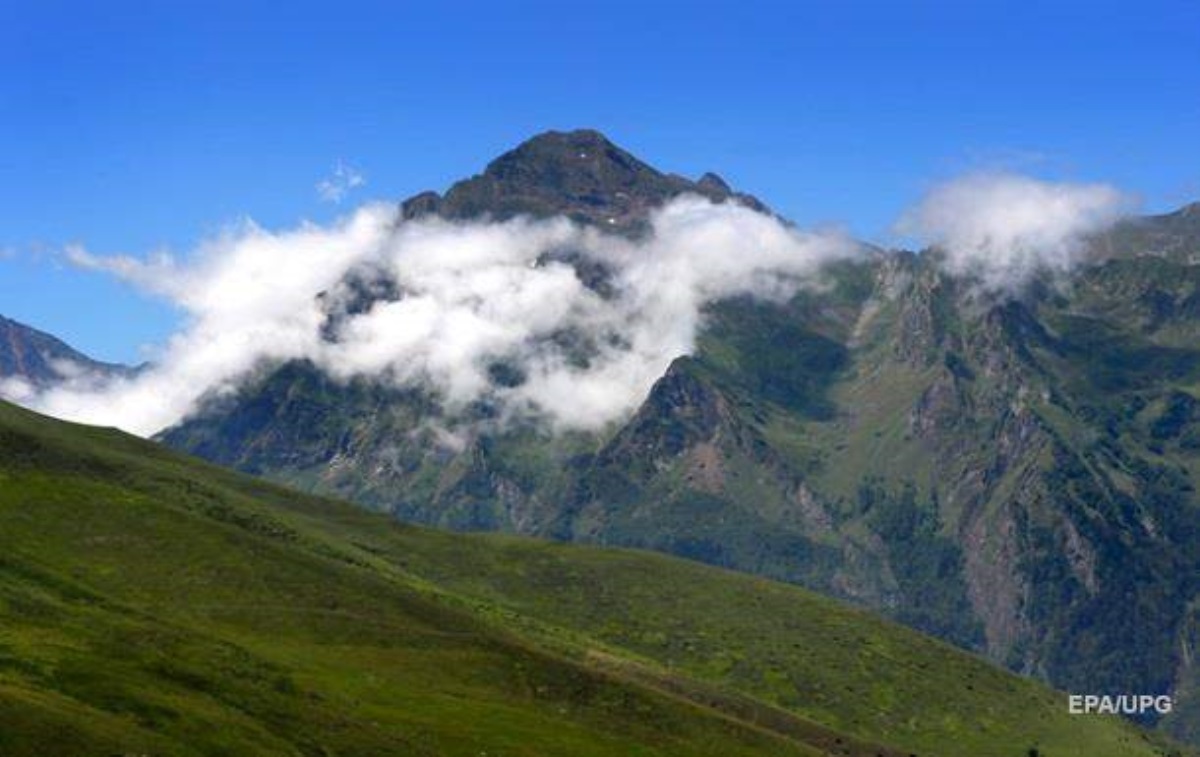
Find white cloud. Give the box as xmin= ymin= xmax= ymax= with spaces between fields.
xmin=26 ymin=196 xmax=855 ymax=436
xmin=897 ymin=172 xmax=1134 ymax=291
xmin=35 ymin=206 xmax=394 ymax=434
xmin=0 ymin=376 xmax=35 ymax=403
xmin=316 ymin=161 xmax=366 ymax=204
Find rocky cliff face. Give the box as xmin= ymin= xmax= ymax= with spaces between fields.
xmin=158 ymin=129 xmax=1200 ymax=741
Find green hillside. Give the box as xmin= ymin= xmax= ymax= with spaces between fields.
xmin=0 ymin=400 xmax=1188 ymax=756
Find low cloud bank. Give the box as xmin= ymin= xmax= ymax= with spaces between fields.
xmin=24 ymin=197 xmax=854 ymax=436
xmin=15 ymin=172 xmax=1136 ymax=437
xmin=898 ymin=172 xmax=1134 ymax=290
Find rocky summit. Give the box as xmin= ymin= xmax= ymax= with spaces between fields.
xmin=160 ymin=130 xmax=1200 ymax=744
xmin=400 ymin=128 xmax=768 ymax=230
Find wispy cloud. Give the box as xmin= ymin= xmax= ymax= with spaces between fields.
xmin=64 ymin=243 xmax=183 ymax=297
xmin=316 ymin=160 xmax=366 ymax=204
xmin=896 ymin=172 xmax=1135 ymax=291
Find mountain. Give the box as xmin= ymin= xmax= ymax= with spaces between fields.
xmin=5 ymin=399 xmax=1184 ymax=756
xmin=159 ymin=129 xmax=1200 ymax=744
xmin=399 ymin=128 xmax=768 ymax=231
xmin=0 ymin=314 xmax=132 ymax=388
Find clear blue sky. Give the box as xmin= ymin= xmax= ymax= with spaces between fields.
xmin=2 ymin=0 xmax=1199 ymax=363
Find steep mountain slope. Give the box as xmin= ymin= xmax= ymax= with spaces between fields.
xmin=158 ymin=130 xmax=1200 ymax=744
xmin=3 ymin=400 xmax=1180 ymax=756
xmin=599 ymin=242 xmax=1200 ymax=740
xmin=0 ymin=315 xmax=131 ymax=388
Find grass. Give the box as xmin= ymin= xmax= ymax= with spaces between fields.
xmin=0 ymin=400 xmax=1190 ymax=756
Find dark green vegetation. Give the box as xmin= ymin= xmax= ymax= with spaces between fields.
xmin=159 ymin=132 xmax=1200 ymax=744
xmin=4 ymin=401 xmax=1184 ymax=755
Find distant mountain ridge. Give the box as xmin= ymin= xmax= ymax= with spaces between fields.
xmin=0 ymin=314 xmax=131 ymax=388
xmin=149 ymin=129 xmax=1200 ymax=745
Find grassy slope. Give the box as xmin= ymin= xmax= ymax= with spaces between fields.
xmin=0 ymin=401 xmax=1187 ymax=757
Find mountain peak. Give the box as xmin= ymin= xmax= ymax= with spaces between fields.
xmin=504 ymin=128 xmax=624 ymax=157
xmin=477 ymin=128 xmax=664 ymax=198
xmin=696 ymin=172 xmax=733 ymax=194
xmin=400 ymin=129 xmax=768 ymax=230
